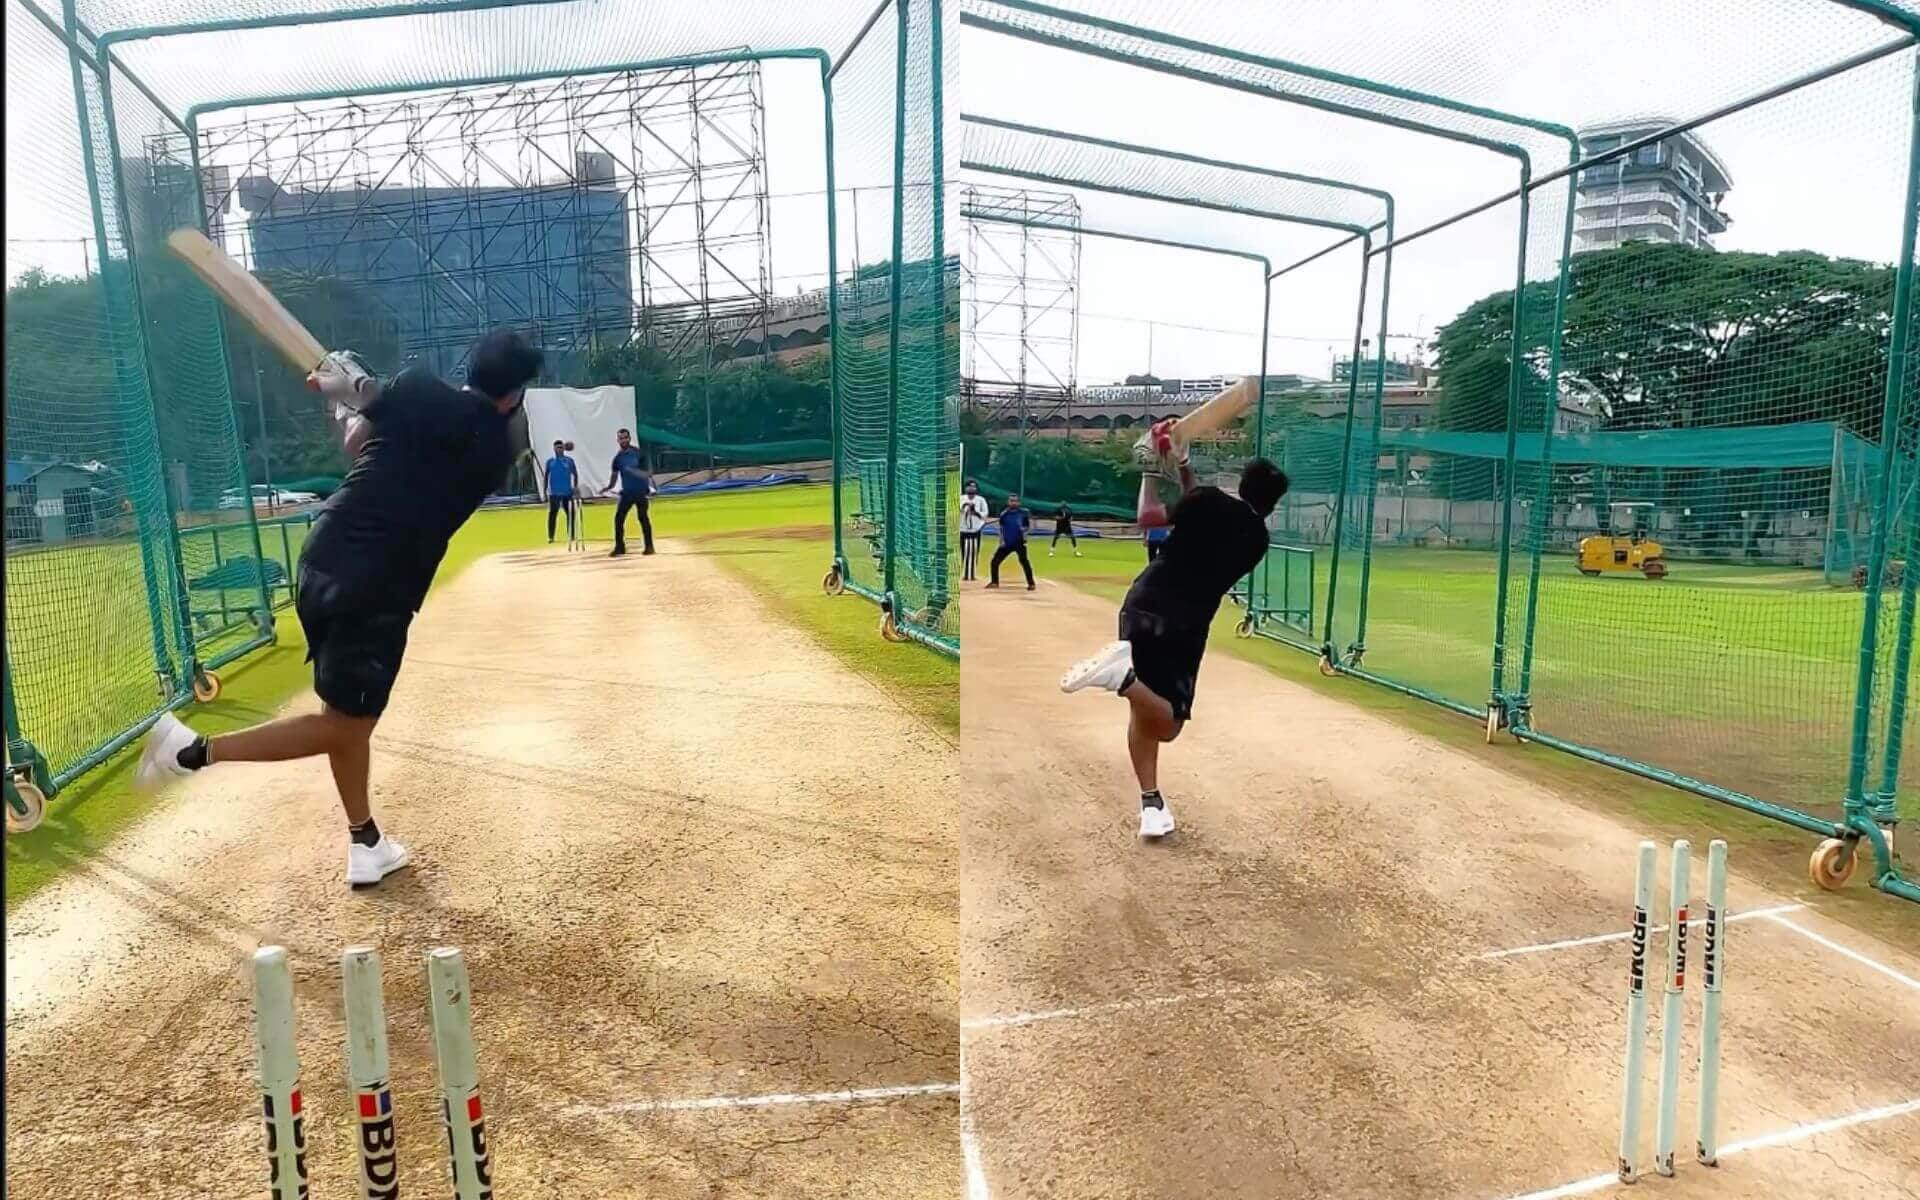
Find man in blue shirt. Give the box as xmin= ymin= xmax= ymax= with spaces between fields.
xmin=985 ymin=493 xmax=1035 ymax=590
xmin=599 ymin=427 xmax=655 ymax=557
xmin=1145 ymin=523 xmax=1170 ymax=561
xmin=543 ymin=439 xmax=579 ymax=543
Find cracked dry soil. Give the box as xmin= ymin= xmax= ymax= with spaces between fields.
xmin=960 ymin=580 xmax=1920 ymax=1200
xmin=6 ymin=545 xmax=958 ymax=1199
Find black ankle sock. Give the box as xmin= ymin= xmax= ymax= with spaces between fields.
xmin=1141 ymin=789 xmax=1163 ymax=810
xmin=350 ymin=819 xmax=381 ymax=848
xmin=176 ymin=736 xmax=210 ymax=771
xmin=1120 ymin=668 xmax=1137 ymax=694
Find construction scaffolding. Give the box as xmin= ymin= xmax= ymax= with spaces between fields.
xmin=186 ymin=61 xmax=774 ymax=381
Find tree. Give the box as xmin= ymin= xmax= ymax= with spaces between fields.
xmin=1430 ymin=241 xmax=1897 ymax=442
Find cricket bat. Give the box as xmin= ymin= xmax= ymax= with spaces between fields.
xmin=165 ymin=228 xmax=326 ymax=376
xmin=1131 ymin=375 xmax=1258 ymax=471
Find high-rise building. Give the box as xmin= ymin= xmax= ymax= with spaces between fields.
xmin=1573 ymin=118 xmax=1732 ymax=253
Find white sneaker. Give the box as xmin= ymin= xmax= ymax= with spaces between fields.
xmin=1061 ymin=640 xmax=1133 ymax=694
xmin=133 ymin=712 xmax=200 ymax=792
xmin=1139 ymin=803 xmax=1175 ymax=839
xmin=347 ymin=833 xmax=412 ymax=887
xmin=1049 ymin=548 xmax=1056 ymax=556
xmin=1074 ymin=549 xmax=1083 ymax=557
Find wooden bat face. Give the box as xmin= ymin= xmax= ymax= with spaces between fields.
xmin=164 ymin=228 xmax=326 ymax=374
xmin=1129 ymin=376 xmax=1257 ymax=470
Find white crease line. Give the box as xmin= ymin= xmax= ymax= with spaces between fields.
xmin=962 ymin=984 xmax=1259 ymax=1033
xmin=1474 ymin=903 xmax=1806 ymax=961
xmin=967 ymin=906 xmax=1810 ymax=1033
xmin=960 ymin=1060 xmax=991 ymax=1200
xmin=568 ymin=1082 xmax=959 ymax=1116
xmin=1762 ymin=913 xmax=1920 ymax=992
xmin=1491 ymin=1096 xmax=1920 ymax=1200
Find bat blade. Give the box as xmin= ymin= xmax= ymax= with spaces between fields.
xmin=1130 ymin=376 xmax=1258 ymax=471
xmin=164 ymin=228 xmax=326 ymax=374
xmin=1172 ymin=376 xmax=1257 ymax=443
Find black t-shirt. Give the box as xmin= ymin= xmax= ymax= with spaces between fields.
xmin=300 ymin=368 xmax=516 ymax=612
xmin=1122 ymin=486 xmax=1271 ymax=628
xmin=1055 ymin=505 xmax=1073 ymax=528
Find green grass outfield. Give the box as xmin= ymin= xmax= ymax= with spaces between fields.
xmin=1033 ymin=531 xmax=1918 ymax=946
xmin=4 ymin=484 xmax=955 ymax=908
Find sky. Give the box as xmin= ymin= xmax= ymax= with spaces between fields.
xmin=3 ymin=44 xmax=840 ymax=299
xmin=6 ymin=2 xmax=1916 ymax=388
xmin=958 ymin=4 xmax=1919 ymax=386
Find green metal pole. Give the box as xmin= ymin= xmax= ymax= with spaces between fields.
xmin=188 ymin=113 xmax=276 ymax=645
xmin=1514 ymin=176 xmax=1582 ymax=707
xmin=97 ymin=56 xmax=202 ymax=691
xmin=1843 ymin=56 xmax=1920 ymax=892
xmin=63 ymin=3 xmax=176 ymax=693
xmin=1487 ymin=165 xmax=1535 ymax=709
xmin=1350 ymin=202 xmax=1395 ymax=659
xmin=820 ymin=60 xmax=848 ymax=580
xmin=879 ymin=0 xmax=912 ymax=609
xmin=1874 ymin=472 xmax=1919 ymax=812
xmin=1251 ymin=261 xmax=1273 ymax=621
xmin=926 ymin=0 xmax=953 ymax=629
xmin=1317 ymin=236 xmax=1374 ymax=659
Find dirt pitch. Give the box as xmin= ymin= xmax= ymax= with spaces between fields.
xmin=5 ymin=544 xmax=957 ymax=1199
xmin=960 ymin=579 xmax=1920 ymax=1200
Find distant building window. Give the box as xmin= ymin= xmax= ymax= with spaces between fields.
xmin=1635 ymin=143 xmax=1664 ymax=167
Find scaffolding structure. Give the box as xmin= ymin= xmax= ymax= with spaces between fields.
xmin=183 ymin=61 xmax=774 ymax=379
xmin=961 ymin=183 xmax=1080 ymax=447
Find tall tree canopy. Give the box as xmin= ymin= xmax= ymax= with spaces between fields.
xmin=1431 ymin=241 xmax=1896 ymax=440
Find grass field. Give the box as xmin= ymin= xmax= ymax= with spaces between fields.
xmin=4 ymin=484 xmax=955 ymax=908
xmin=1029 ymin=532 xmax=1917 ymax=944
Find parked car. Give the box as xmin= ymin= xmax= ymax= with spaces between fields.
xmin=218 ymin=484 xmax=320 ymax=511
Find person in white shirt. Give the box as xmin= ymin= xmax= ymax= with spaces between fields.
xmin=958 ymin=478 xmax=991 ymax=581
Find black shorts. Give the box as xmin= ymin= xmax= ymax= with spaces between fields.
xmin=295 ymin=566 xmax=413 ymax=719
xmin=1119 ymin=607 xmax=1208 ymax=723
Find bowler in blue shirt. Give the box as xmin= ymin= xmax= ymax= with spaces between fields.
xmin=598 ymin=427 xmax=656 ymax=557
xmin=986 ymin=493 xmax=1035 ymax=590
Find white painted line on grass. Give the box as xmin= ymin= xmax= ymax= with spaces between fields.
xmin=569 ymin=1082 xmax=960 ymax=1116
xmin=1475 ymin=903 xmax=1805 ymax=961
xmin=1489 ymin=1096 xmax=1920 ymax=1200
xmin=1761 ymin=913 xmax=1920 ymax=992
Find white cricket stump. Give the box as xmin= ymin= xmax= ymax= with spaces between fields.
xmin=1654 ymin=840 xmax=1691 ymax=1177
xmin=426 ymin=947 xmax=493 ymax=1200
xmin=252 ymin=946 xmax=309 ymax=1199
xmin=343 ymin=947 xmax=401 ymax=1200
xmin=1617 ymin=841 xmax=1655 ymax=1183
xmin=1696 ymin=840 xmax=1727 ymax=1167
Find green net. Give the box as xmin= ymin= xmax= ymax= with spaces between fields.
xmin=962 ymin=0 xmax=1920 ymax=900
xmin=5 ymin=4 xmax=211 ymax=793
xmin=828 ymin=0 xmax=956 ymax=652
xmin=6 ymin=0 xmax=957 ymax=810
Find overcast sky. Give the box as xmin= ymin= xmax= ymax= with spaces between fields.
xmin=959 ymin=7 xmax=1918 ymax=386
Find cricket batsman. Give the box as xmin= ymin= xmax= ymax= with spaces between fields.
xmin=134 ymin=329 xmax=545 ymax=886
xmin=1059 ymin=417 xmax=1287 ymax=839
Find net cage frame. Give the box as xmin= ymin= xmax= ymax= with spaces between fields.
xmin=961 ymin=0 xmax=1920 ymax=903
xmin=958 ymin=113 xmax=1395 ymax=657
xmin=3 ymin=0 xmax=953 ymax=819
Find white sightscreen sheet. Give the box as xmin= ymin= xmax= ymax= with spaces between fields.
xmin=524 ymin=386 xmax=637 ymax=498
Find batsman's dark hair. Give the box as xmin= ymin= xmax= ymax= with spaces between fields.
xmin=1238 ymin=458 xmax=1290 ymax=517
xmin=467 ymin=329 xmax=544 ymax=399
